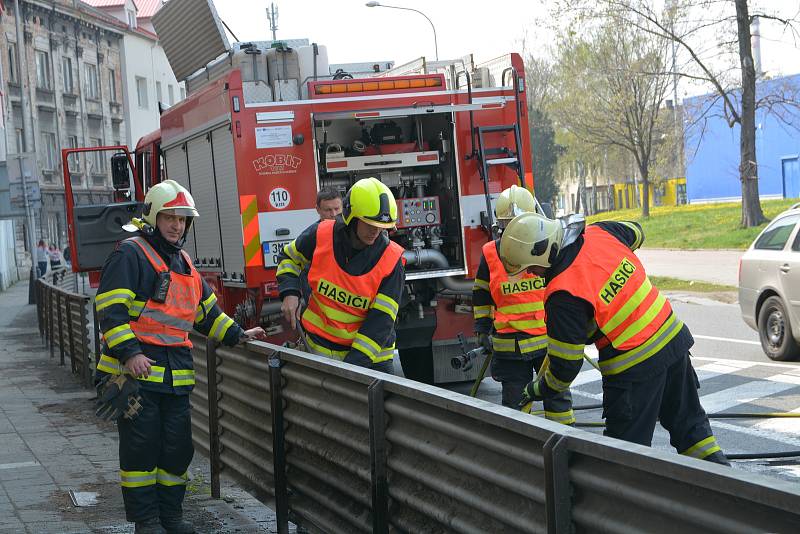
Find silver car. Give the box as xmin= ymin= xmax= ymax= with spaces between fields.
xmin=739 ymin=204 xmax=800 ymax=361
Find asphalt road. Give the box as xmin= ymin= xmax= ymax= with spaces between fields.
xmin=635 ymin=248 xmax=744 ymax=286
xmin=440 ymin=293 xmax=800 ymax=484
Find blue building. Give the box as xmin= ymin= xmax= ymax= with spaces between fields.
xmin=684 ymin=73 xmax=800 ymax=202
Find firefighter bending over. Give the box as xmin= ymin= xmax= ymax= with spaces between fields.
xmin=472 ymin=186 xmax=574 ymax=423
xmin=278 ymin=177 xmax=405 ymax=374
xmin=94 ymin=180 xmax=265 ymax=533
xmin=501 ymin=213 xmax=729 ymax=465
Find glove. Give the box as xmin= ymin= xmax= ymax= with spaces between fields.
xmin=95 ymin=374 xmax=143 ymax=422
xmin=517 ymin=380 xmax=543 ymax=412
xmin=478 ymin=333 xmax=493 ymax=352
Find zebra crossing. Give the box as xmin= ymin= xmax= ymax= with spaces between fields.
xmin=454 ymin=351 xmax=800 ymax=481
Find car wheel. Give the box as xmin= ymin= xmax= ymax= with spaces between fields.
xmin=757 ymin=296 xmax=800 ymax=361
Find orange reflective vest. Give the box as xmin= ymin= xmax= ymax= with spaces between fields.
xmin=545 ymin=226 xmax=683 ymax=376
xmin=483 ymin=241 xmax=547 ymax=354
xmin=127 ymin=236 xmax=202 ymax=348
xmin=302 ymin=220 xmax=404 ymax=357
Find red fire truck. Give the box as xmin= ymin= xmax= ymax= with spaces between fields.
xmin=61 ymin=3 xmax=535 ymax=384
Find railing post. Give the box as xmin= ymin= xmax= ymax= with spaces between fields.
xmin=206 ymin=337 xmax=221 ymax=499
xmin=66 ymin=297 xmax=76 ymax=374
xmin=269 ymin=352 xmax=289 ymax=534
xmin=36 ymin=281 xmax=44 ymax=342
xmin=81 ymin=297 xmax=93 ymax=388
xmin=368 ymin=379 xmax=389 ymax=534
xmin=56 ymin=291 xmax=65 ymax=366
xmin=543 ymin=434 xmax=573 ymax=534
xmin=48 ymin=288 xmax=55 ymax=359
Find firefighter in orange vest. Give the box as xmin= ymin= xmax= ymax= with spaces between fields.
xmin=277 ymin=177 xmax=405 ymax=373
xmin=500 ymin=213 xmax=729 ymax=464
xmin=94 ymin=180 xmax=265 ymax=533
xmin=473 ymin=186 xmax=574 ymax=423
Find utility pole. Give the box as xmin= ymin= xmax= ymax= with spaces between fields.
xmin=267 ymin=3 xmax=278 ymax=41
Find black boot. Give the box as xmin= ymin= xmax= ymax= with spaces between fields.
xmin=161 ymin=516 xmax=196 ymax=534
xmin=135 ymin=517 xmax=167 ymax=534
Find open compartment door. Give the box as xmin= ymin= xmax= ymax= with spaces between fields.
xmin=62 ymin=147 xmax=144 ymax=272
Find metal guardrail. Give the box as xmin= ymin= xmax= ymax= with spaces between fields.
xmin=194 ymin=338 xmax=800 ymax=534
xmin=35 ymin=276 xmax=94 ymax=388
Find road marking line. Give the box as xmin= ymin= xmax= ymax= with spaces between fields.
xmin=692 ymin=355 xmax=800 ymax=369
xmin=0 ymin=460 xmax=40 ymax=470
xmin=700 ymin=379 xmax=797 ymax=414
xmin=693 ymin=334 xmax=761 ymax=346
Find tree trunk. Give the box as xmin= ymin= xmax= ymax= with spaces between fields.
xmin=591 ymin=168 xmax=598 ymax=214
xmin=736 ymin=0 xmax=766 ymax=227
xmin=640 ymin=167 xmax=651 ymax=218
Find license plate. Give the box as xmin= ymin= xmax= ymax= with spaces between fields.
xmin=263 ymin=240 xmax=293 ymax=268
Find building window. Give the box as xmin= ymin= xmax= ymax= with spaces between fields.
xmin=136 ymin=76 xmax=148 ymax=109
xmin=67 ymin=135 xmax=81 ymax=172
xmin=35 ymin=50 xmax=51 ymax=90
xmin=90 ymin=138 xmax=106 ymax=185
xmin=7 ymin=43 xmax=18 ymax=83
xmin=156 ymin=81 xmax=163 ymax=104
xmin=62 ymin=57 xmax=74 ymax=93
xmin=168 ymin=85 xmax=175 ymax=105
xmin=127 ymin=9 xmax=137 ymax=28
xmin=85 ymin=63 xmax=99 ymax=99
xmin=108 ymin=68 xmax=117 ymax=102
xmin=41 ymin=131 xmax=58 ymax=170
xmin=14 ymin=128 xmax=25 ymax=154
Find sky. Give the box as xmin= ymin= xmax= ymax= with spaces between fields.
xmin=212 ymin=0 xmax=800 ymax=96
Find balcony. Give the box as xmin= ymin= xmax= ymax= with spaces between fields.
xmin=62 ymin=94 xmax=80 ymax=116
xmin=86 ymin=99 xmax=103 ymax=119
xmin=35 ymin=88 xmax=56 ymax=110
xmin=109 ymin=101 xmax=123 ymax=121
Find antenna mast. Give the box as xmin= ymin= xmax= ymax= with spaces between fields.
xmin=267 ymin=3 xmax=279 ymax=41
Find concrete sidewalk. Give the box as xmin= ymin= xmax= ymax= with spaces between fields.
xmin=0 ymin=281 xmax=281 ymax=533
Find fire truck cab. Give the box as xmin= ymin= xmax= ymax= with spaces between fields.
xmin=61 ymin=0 xmax=536 ymax=384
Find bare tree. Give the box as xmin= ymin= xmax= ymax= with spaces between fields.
xmin=558 ymin=0 xmax=800 ymax=226
xmin=551 ymin=21 xmax=672 ymax=217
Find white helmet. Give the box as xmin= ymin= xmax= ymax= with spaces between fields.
xmin=499 ymin=213 xmax=586 ymax=275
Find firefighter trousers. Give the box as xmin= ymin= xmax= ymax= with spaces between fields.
xmin=492 ymin=354 xmax=574 ymax=424
xmin=602 ymin=351 xmax=729 ymax=465
xmin=117 ymin=389 xmax=194 ymax=522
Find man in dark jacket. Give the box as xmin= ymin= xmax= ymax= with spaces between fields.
xmin=277 ymin=178 xmax=404 ymax=373
xmin=500 ymin=213 xmax=728 ymax=465
xmin=95 ymin=180 xmax=264 ymax=533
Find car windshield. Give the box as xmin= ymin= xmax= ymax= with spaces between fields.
xmin=754 ymin=214 xmax=800 ymax=251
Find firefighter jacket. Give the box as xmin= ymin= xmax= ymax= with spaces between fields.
xmin=276 ymin=219 xmax=405 ymax=366
xmin=95 ymin=231 xmax=244 ymax=395
xmin=473 ymin=239 xmax=547 ymax=358
xmin=535 ymin=221 xmax=694 ymax=398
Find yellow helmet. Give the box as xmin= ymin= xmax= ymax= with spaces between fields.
xmin=142 ymin=180 xmax=199 ymax=228
xmin=495 ymin=185 xmax=536 ymax=223
xmin=342 ymin=177 xmax=397 ymax=229
xmin=499 ymin=212 xmax=563 ymax=275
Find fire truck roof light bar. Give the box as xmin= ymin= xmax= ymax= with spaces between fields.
xmin=312 ymin=75 xmax=445 ymax=96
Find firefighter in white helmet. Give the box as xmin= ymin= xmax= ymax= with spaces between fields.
xmin=277 ymin=177 xmax=405 ymax=373
xmin=499 ymin=212 xmax=729 ymax=465
xmin=472 ymin=186 xmax=573 ymax=423
xmin=94 ymin=180 xmax=265 ymax=533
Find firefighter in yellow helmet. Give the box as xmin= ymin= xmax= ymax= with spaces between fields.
xmin=499 ymin=212 xmax=729 ymax=465
xmin=277 ymin=177 xmax=405 ymax=373
xmin=94 ymin=180 xmax=265 ymax=533
xmin=472 ymin=186 xmax=573 ymax=423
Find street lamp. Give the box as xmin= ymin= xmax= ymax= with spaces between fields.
xmin=365 ymin=2 xmax=439 ymax=61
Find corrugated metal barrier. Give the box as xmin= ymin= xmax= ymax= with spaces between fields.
xmin=36 ymin=276 xmax=93 ymax=387
xmin=194 ymin=339 xmax=800 ymax=534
